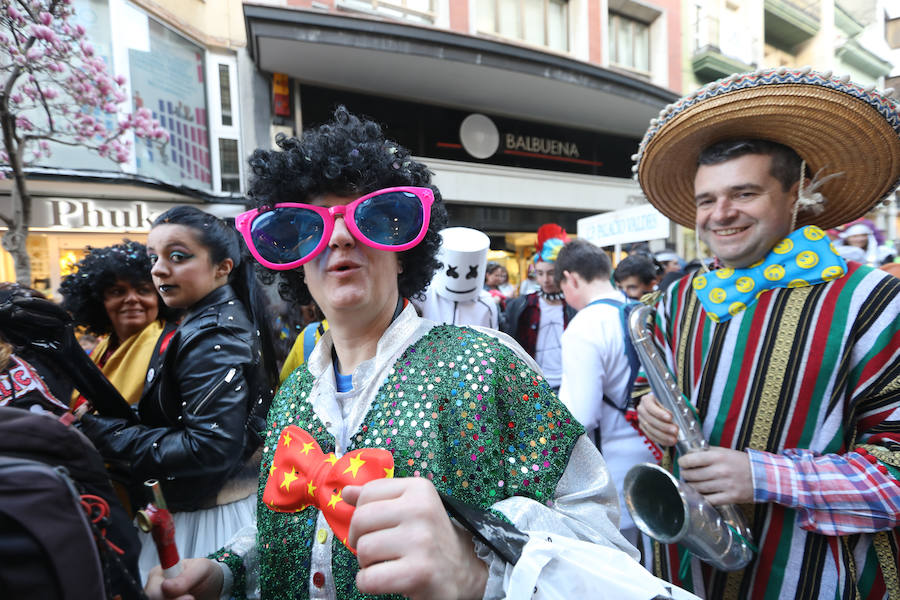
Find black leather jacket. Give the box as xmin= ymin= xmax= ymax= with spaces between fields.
xmin=80 ymin=285 xmax=267 ymax=512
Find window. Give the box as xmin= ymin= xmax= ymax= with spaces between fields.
xmin=609 ymin=13 xmax=649 ymax=72
xmin=218 ymin=138 xmax=240 ymax=193
xmin=338 ymin=0 xmax=436 ymax=24
xmin=218 ymin=64 xmax=233 ymax=127
xmin=207 ymin=53 xmax=242 ymax=194
xmin=477 ymin=0 xmax=569 ymax=52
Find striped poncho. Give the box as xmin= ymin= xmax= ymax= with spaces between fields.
xmin=651 ymin=261 xmax=900 ymax=600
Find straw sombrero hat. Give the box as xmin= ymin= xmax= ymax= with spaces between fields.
xmin=634 ymin=67 xmax=900 ymax=230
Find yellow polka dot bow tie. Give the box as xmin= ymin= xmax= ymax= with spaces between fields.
xmin=262 ymin=425 xmax=394 ymax=553
xmin=692 ymin=226 xmax=847 ymax=323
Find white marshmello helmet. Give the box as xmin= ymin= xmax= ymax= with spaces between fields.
xmin=434 ymin=227 xmax=490 ymax=302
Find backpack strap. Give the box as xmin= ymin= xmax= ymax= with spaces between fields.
xmin=584 ymin=298 xmax=640 ymax=414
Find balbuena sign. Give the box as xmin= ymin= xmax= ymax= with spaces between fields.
xmin=504 ymin=134 xmax=580 ymax=158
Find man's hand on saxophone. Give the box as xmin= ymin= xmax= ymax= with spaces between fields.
xmin=637 ymin=394 xmax=754 ymax=505
xmin=636 ymin=393 xmax=678 ymax=447
xmin=679 ymin=448 xmax=754 ymax=505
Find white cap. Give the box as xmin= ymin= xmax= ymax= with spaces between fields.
xmin=839 ymin=223 xmax=872 ymax=238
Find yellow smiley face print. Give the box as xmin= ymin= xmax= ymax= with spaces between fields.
xmin=803 ymin=226 xmax=826 ymax=241
xmin=764 ymin=265 xmax=786 ymax=281
xmin=795 ymin=251 xmax=819 ymax=269
xmin=735 ymin=277 xmax=755 ymax=293
xmin=728 ymin=301 xmax=746 ymax=316
xmin=787 ymin=279 xmax=808 ymax=288
xmin=709 ymin=288 xmax=727 ymax=304
xmin=822 ymin=265 xmax=845 ymax=281
xmin=715 ymin=268 xmax=734 ymax=279
xmin=773 ymin=238 xmax=794 ymax=254
xmin=693 ymin=276 xmax=708 ymax=290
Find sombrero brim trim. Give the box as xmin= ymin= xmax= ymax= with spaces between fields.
xmin=635 ymin=69 xmax=900 ymax=230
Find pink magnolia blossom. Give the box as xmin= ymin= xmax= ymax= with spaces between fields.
xmin=3 ymin=0 xmax=167 ymax=173
xmin=7 ymin=4 xmax=23 ymax=22
xmin=15 ymin=116 xmax=34 ymax=131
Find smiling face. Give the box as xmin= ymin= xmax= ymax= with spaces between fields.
xmin=694 ymin=154 xmax=798 ymax=269
xmin=148 ymin=224 xmax=233 ymax=310
xmin=302 ymin=193 xmax=402 ymax=322
xmin=102 ymin=279 xmax=158 ymax=342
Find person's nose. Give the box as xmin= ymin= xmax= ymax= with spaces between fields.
xmin=709 ymin=197 xmax=738 ymax=223
xmin=150 ymin=260 xmax=167 ymax=278
xmin=328 ymin=215 xmax=355 ymax=249
xmin=123 ymin=287 xmax=140 ymax=304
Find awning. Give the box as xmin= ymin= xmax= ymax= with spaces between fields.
xmin=243 ymin=5 xmax=678 ymax=138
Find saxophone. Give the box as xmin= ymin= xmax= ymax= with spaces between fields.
xmin=622 ymin=304 xmax=754 ymax=572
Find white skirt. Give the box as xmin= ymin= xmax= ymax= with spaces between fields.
xmin=137 ymin=493 xmax=257 ymax=583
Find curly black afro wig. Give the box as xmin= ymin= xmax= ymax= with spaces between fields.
xmin=246 ymin=106 xmax=448 ymax=305
xmin=59 ymin=240 xmax=178 ymax=336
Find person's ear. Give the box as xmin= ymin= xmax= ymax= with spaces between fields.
xmin=789 ymin=178 xmax=806 ymax=210
xmin=215 ymin=257 xmax=234 ymax=280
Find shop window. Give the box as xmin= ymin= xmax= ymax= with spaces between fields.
xmin=609 ymin=13 xmax=650 ymax=73
xmin=338 ymin=0 xmax=436 ymax=24
xmin=218 ymin=138 xmax=240 ymax=193
xmin=477 ymin=0 xmax=569 ymax=52
xmin=218 ymin=64 xmax=233 ymax=127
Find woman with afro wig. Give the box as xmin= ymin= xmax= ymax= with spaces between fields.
xmin=147 ymin=107 xmax=644 ymax=600
xmin=59 ymin=240 xmax=178 ymax=407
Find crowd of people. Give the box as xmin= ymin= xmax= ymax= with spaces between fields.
xmin=1 ymin=66 xmax=899 ymax=600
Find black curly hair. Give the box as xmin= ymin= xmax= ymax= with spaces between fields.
xmin=246 ymin=106 xmax=448 ymax=305
xmin=58 ymin=240 xmax=178 ymax=336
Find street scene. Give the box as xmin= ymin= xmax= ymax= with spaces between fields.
xmin=0 ymin=1 xmax=899 ymax=599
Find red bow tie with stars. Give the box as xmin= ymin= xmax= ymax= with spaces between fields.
xmin=262 ymin=426 xmax=394 ymax=553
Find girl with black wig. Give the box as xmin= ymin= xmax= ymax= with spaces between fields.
xmin=147 ymin=108 xmax=639 ymax=600
xmin=79 ymin=206 xmax=277 ymax=582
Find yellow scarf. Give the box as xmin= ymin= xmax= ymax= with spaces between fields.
xmin=73 ymin=320 xmax=165 ymax=407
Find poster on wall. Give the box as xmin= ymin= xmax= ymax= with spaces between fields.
xmin=32 ymin=0 xmax=121 ymax=171
xmin=129 ymin=19 xmax=211 ymax=189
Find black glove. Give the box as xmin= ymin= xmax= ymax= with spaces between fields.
xmin=0 ymin=295 xmax=137 ymax=423
xmin=0 ymin=295 xmax=76 ymax=354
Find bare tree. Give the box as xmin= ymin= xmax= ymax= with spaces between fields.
xmin=0 ymin=0 xmax=167 ymax=284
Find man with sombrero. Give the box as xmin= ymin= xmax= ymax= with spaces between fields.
xmin=634 ymin=68 xmax=900 ymax=600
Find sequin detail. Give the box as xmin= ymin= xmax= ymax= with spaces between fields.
xmin=240 ymin=325 xmax=583 ymax=600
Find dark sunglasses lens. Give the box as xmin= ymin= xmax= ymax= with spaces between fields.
xmin=355 ymin=191 xmax=425 ymax=246
xmin=250 ymin=208 xmax=324 ymax=265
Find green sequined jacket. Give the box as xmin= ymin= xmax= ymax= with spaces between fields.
xmin=212 ymin=306 xmax=628 ymax=599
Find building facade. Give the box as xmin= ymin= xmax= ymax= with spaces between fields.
xmin=0 ymin=0 xmax=249 ymax=293
xmin=238 ymin=0 xmax=682 ymax=278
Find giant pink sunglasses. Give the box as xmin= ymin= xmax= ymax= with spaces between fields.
xmin=235 ymin=186 xmax=435 ymax=270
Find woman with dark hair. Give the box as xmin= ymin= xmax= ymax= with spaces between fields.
xmin=60 ymin=241 xmax=178 ymax=407
xmin=145 ymin=108 xmax=645 ymax=600
xmin=78 ymin=207 xmax=277 ymax=582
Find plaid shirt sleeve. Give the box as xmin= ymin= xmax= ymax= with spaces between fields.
xmin=748 ymin=447 xmax=900 ymax=535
